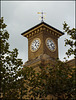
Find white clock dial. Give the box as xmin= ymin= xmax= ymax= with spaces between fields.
xmin=46 ymin=38 xmax=56 ymax=51
xmin=30 ymin=38 xmax=41 ymax=52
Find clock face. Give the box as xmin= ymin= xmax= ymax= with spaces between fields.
xmin=46 ymin=38 xmax=56 ymax=52
xmin=30 ymin=38 xmax=41 ymax=52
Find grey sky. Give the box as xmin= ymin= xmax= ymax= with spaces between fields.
xmin=1 ymin=1 xmax=75 ymax=63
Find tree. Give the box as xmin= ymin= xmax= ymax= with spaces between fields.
xmin=23 ymin=60 xmax=75 ymax=100
xmin=63 ymin=21 xmax=76 ymax=58
xmin=0 ymin=17 xmax=24 ymax=99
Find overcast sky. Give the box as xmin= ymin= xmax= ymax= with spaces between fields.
xmin=1 ymin=1 xmax=75 ymax=63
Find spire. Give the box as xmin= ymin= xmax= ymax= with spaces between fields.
xmin=37 ymin=12 xmax=46 ymax=22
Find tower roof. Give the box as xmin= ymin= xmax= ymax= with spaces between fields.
xmin=21 ymin=22 xmax=64 ymax=38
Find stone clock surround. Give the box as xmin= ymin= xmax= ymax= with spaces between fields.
xmin=45 ymin=37 xmax=56 ymax=52
xmin=30 ymin=38 xmax=41 ymax=52
xmin=28 ymin=29 xmax=58 ymax=60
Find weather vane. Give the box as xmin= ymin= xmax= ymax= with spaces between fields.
xmin=37 ymin=12 xmax=46 ymax=22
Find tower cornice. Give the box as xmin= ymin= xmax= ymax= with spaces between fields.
xmin=21 ymin=22 xmax=64 ymax=38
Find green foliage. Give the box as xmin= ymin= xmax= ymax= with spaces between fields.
xmin=0 ymin=17 xmax=24 ymax=99
xmin=63 ymin=21 xmax=76 ymax=58
xmin=23 ymin=60 xmax=75 ymax=99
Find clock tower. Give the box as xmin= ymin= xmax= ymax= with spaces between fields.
xmin=21 ymin=21 xmax=64 ymax=67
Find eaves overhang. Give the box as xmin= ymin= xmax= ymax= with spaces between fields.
xmin=21 ymin=22 xmax=64 ymax=38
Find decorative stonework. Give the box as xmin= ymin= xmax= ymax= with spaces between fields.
xmin=26 ymin=27 xmax=60 ymax=38
xmin=22 ymin=23 xmax=63 ymax=39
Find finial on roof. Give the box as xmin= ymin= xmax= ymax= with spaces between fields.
xmin=37 ymin=12 xmax=46 ymax=22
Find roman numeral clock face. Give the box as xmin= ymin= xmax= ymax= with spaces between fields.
xmin=46 ymin=38 xmax=56 ymax=52
xmin=30 ymin=38 xmax=41 ymax=52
